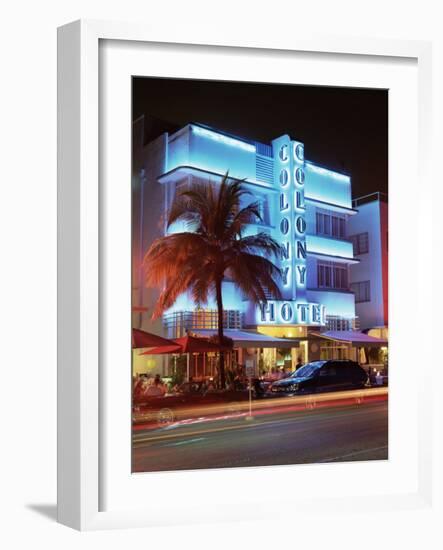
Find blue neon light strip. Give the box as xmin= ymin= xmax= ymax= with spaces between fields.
xmin=305 ymin=162 xmax=350 ymax=182
xmin=191 ymin=125 xmax=256 ymax=153
xmin=306 ymin=235 xmax=354 ymax=259
xmin=159 ymin=165 xmax=275 ymax=190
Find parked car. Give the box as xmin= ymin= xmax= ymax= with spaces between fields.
xmin=269 ymin=360 xmax=369 ymax=395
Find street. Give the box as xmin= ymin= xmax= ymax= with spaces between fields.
xmin=132 ymin=390 xmax=388 ymax=472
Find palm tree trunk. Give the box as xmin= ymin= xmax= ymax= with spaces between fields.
xmin=215 ymin=278 xmax=226 ymax=389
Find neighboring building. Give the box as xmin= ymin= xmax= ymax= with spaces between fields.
xmin=132 ymin=119 xmax=372 ymax=375
xmin=348 ymin=193 xmax=388 ymax=332
xmin=348 ymin=193 xmax=388 ymax=375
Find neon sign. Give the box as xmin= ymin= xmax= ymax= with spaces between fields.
xmin=258 ymin=301 xmax=325 ymax=325
xmin=254 ymin=135 xmax=322 ymax=326
xmin=275 ymin=137 xmax=294 ymax=294
xmin=293 ymin=141 xmax=307 ymax=302
xmin=279 ymin=144 xmax=289 ymax=162
xmin=273 ymin=136 xmax=308 ymax=299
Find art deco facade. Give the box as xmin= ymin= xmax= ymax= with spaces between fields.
xmin=132 ymin=120 xmax=362 ymax=367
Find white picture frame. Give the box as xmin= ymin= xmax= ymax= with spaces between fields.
xmin=57 ymin=19 xmax=434 ymax=531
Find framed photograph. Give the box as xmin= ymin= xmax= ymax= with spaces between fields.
xmin=57 ymin=20 xmax=433 ymax=531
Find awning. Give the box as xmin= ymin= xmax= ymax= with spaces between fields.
xmin=139 ymin=344 xmax=183 ymax=355
xmin=140 ymin=334 xmax=225 ymax=355
xmin=132 ymin=328 xmax=179 ymax=349
xmin=140 ymin=334 xmax=232 ymax=355
xmin=174 ymin=335 xmax=229 ymax=353
xmin=191 ymin=329 xmax=299 ymax=349
xmin=311 ymin=330 xmax=388 ymax=348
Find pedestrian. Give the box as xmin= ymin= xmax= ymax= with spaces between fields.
xmin=253 ymin=377 xmax=264 ymax=398
xmin=296 ymin=356 xmax=303 ymax=371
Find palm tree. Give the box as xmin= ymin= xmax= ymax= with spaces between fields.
xmin=143 ymin=173 xmax=283 ymax=389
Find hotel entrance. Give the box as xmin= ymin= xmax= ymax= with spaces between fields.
xmin=319 ymin=340 xmax=352 ymax=360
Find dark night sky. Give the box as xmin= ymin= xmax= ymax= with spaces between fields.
xmin=133 ymin=77 xmax=388 ymax=199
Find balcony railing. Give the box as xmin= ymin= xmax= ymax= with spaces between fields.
xmin=353 ymin=192 xmax=388 ymax=208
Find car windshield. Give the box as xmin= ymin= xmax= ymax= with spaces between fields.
xmin=291 ymin=361 xmax=326 ymax=378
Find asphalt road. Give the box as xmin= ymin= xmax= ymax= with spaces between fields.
xmin=132 ymin=399 xmax=388 ymax=472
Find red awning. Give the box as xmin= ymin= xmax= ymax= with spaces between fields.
xmin=139 ymin=344 xmax=183 ymax=355
xmin=174 ymin=335 xmax=223 ymax=353
xmin=132 ymin=328 xmax=179 ymax=349
xmin=140 ymin=334 xmax=224 ymax=355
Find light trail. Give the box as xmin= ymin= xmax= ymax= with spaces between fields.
xmin=133 ymin=387 xmax=388 ymax=437
xmin=132 ymin=403 xmax=386 ymax=447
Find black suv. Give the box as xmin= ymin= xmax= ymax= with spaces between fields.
xmin=270 ymin=360 xmax=369 ymax=395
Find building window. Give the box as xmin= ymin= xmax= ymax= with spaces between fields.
xmin=349 ymin=232 xmax=369 ymax=255
xmin=318 ymin=263 xmax=332 ymax=288
xmin=333 ymin=265 xmax=348 ymax=289
xmin=316 ymin=212 xmax=323 ymax=234
xmin=325 ymin=316 xmax=354 ymax=332
xmin=339 ymin=217 xmax=346 ymax=238
xmin=350 ymin=281 xmax=371 ymax=303
xmin=318 ymin=262 xmax=348 ymax=290
xmin=331 ymin=216 xmax=339 ymax=237
xmin=316 ymin=211 xmax=346 ymax=238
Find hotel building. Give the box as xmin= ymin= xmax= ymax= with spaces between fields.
xmin=132 ymin=118 xmax=368 ymax=375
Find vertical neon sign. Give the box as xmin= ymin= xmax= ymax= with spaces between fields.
xmin=254 ymin=135 xmax=324 ymax=326
xmin=293 ymin=141 xmax=307 ymax=304
xmin=273 ymin=136 xmax=292 ymax=299
xmin=272 ymin=136 xmax=307 ymax=304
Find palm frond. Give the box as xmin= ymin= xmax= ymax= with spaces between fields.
xmin=225 ymin=251 xmax=283 ymax=304
xmin=143 ymin=232 xmax=209 ymax=287
xmin=224 ymin=201 xmax=263 ymax=239
xmin=144 ymin=175 xmax=283 ymax=319
xmin=233 ymin=232 xmax=284 ymax=259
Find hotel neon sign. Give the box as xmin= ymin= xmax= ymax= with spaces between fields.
xmin=273 ymin=136 xmax=306 ymax=300
xmin=274 ymin=136 xmax=308 ymax=296
xmin=255 ymin=135 xmax=325 ymax=326
xmin=259 ymin=301 xmax=326 ymax=325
